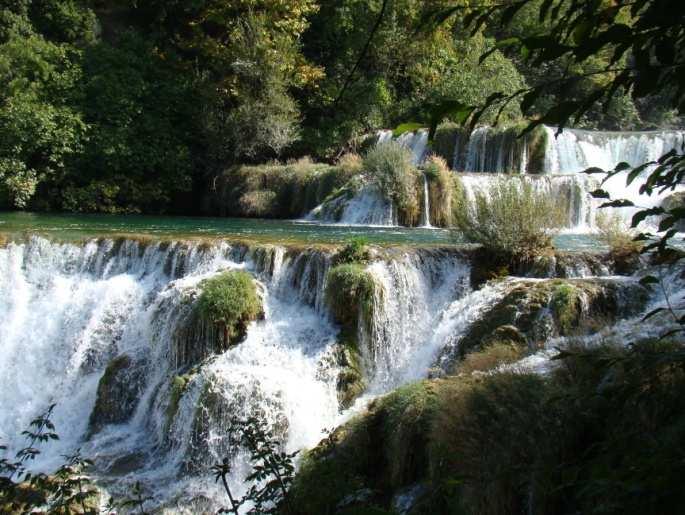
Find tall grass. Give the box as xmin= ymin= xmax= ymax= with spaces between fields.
xmin=363 ymin=141 xmax=420 ymax=226
xmin=424 ymin=155 xmax=454 ymax=227
xmin=454 ymin=178 xmax=564 ymax=263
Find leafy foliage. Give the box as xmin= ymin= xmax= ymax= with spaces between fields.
xmin=213 ymin=416 xmax=299 ymax=515
xmin=0 ymin=404 xmax=99 ymax=514
xmin=363 ymin=141 xmax=419 ymax=225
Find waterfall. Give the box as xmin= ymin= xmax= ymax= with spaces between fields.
xmin=1 ymin=234 xmax=657 ymax=510
xmin=421 ymin=174 xmax=432 ymax=228
xmin=376 ymin=129 xmax=429 ymax=165
xmin=0 ymin=237 xmax=341 ymax=508
xmin=361 ymin=249 xmax=471 ymax=391
xmin=306 ymin=185 xmax=396 ymax=226
xmin=452 ymin=126 xmax=530 ymax=173
xmin=543 ymin=126 xmax=685 ymax=228
xmin=0 ymin=236 xmax=490 ymax=511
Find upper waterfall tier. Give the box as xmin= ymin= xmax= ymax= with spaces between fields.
xmin=543 ymin=126 xmax=685 ymax=174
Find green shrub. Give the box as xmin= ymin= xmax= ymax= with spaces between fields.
xmin=454 ymin=178 xmax=564 ymax=264
xmin=363 ymin=141 xmax=420 ymax=226
xmin=333 ymin=237 xmax=371 ymax=266
xmin=238 ymin=190 xmax=278 ymax=217
xmin=550 ymin=283 xmax=582 ymax=335
xmin=197 ymin=270 xmax=262 ymax=346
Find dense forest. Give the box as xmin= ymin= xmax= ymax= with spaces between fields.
xmin=0 ymin=0 xmax=681 ymax=215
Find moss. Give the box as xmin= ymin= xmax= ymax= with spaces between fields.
xmin=325 ymin=264 xmax=376 ymax=334
xmin=432 ymin=122 xmax=461 ymax=168
xmin=526 ymin=125 xmax=548 ymax=174
xmin=424 ymin=155 xmax=454 ymax=227
xmin=550 ymin=283 xmax=581 ymax=335
xmin=290 ymin=381 xmax=438 ymax=514
xmin=336 ymin=334 xmax=367 ymax=410
xmin=165 ymin=374 xmax=193 ymax=432
xmin=196 ymin=270 xmax=263 ymax=347
xmin=450 ymin=278 xmax=649 ymax=364
xmin=292 ymin=340 xmax=685 ymax=515
xmin=211 ymin=160 xmax=360 ymax=218
xmin=333 ymin=237 xmax=371 ymax=266
xmin=457 ymin=340 xmax=526 ymax=375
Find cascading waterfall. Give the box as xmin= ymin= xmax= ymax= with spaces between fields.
xmin=543 ymin=126 xmax=685 ymax=228
xmin=453 ymin=126 xmax=530 ymax=173
xmin=306 ymin=185 xmax=397 ymax=226
xmin=421 ymin=174 xmax=432 ymax=228
xmin=1 ymin=234 xmax=671 ymax=511
xmin=0 ymin=236 xmax=506 ymax=511
xmin=0 ymin=237 xmax=341 ymax=509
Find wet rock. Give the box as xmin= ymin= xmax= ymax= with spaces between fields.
xmin=448 ymin=278 xmax=649 ymax=364
xmin=183 ymin=376 xmax=289 ymax=474
xmin=88 ymin=354 xmax=146 ymax=435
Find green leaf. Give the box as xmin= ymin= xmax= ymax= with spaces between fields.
xmin=600 ymin=199 xmax=634 ymax=208
xmin=639 ymin=275 xmax=659 ymax=287
xmin=590 ymin=189 xmax=610 ymax=199
xmin=392 ymin=123 xmax=423 ymax=137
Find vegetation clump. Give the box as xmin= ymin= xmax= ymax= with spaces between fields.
xmin=332 ymin=237 xmax=371 ymax=266
xmin=454 ymin=178 xmax=564 ymax=266
xmin=325 ymin=264 xmax=376 ymax=333
xmin=595 ymin=211 xmax=643 ymax=274
xmin=363 ymin=141 xmax=420 ymax=226
xmin=423 ymin=155 xmax=454 ymax=227
xmin=197 ymin=270 xmax=263 ymax=348
xmin=325 ymin=263 xmax=378 ymax=408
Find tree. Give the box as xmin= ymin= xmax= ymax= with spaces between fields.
xmin=0 ymin=32 xmax=85 ymax=208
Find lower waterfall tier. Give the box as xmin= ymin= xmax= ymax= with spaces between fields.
xmin=0 ymin=235 xmax=677 ymax=512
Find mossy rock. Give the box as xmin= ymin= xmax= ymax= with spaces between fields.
xmin=88 ymin=354 xmax=145 ymax=435
xmin=447 ymin=278 xmax=649 ymax=365
xmin=335 ymin=333 xmax=367 ymax=410
xmin=197 ymin=270 xmax=263 ymax=343
xmin=165 ymin=373 xmax=194 ymax=433
xmin=290 ymin=381 xmax=438 ymax=515
xmin=325 ymin=264 xmax=377 ymax=334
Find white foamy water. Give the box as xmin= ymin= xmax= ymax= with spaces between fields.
xmin=0 ymin=236 xmax=505 ymax=511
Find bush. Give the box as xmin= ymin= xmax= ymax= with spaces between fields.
xmin=197 ymin=270 xmax=262 ymax=346
xmin=337 ymin=153 xmax=364 ymax=178
xmin=595 ymin=211 xmax=641 ymax=251
xmin=454 ymin=178 xmax=564 ymax=264
xmin=333 ymin=237 xmax=371 ymax=266
xmin=238 ymin=190 xmax=278 ymax=217
xmin=363 ymin=141 xmax=420 ymax=226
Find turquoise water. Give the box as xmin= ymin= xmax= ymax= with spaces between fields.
xmin=0 ymin=212 xmax=603 ymax=250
